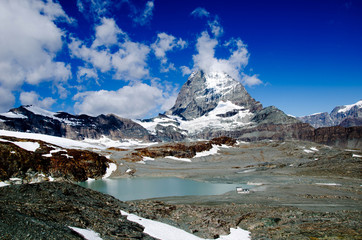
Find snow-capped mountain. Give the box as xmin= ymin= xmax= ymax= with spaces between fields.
xmin=166 ymin=71 xmax=262 ymax=120
xmin=0 ymin=71 xmax=361 ymax=148
xmin=138 ymin=70 xmax=306 ymax=141
xmin=298 ymin=100 xmax=362 ymax=128
xmin=0 ymin=105 xmax=153 ymax=141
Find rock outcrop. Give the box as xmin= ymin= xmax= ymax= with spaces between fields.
xmin=0 ymin=136 xmax=110 ymax=182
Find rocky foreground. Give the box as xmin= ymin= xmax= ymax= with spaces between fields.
xmin=0 ymin=180 xmax=361 ymax=240
xmin=1 ymin=134 xmax=361 ymax=239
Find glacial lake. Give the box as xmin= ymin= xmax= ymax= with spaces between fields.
xmin=79 ymin=177 xmax=246 ymax=201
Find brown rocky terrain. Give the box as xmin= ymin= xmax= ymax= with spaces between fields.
xmin=0 ymin=136 xmax=110 ymax=182
xmin=127 ymin=136 xmax=236 ymax=162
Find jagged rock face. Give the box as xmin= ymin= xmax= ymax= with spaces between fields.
xmin=167 ymin=71 xmax=262 ymax=120
xmin=298 ymin=100 xmax=362 ymax=128
xmin=297 ymin=112 xmax=335 ymax=128
xmin=0 ymin=106 xmax=154 ymax=141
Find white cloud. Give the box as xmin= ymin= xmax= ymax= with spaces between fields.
xmin=73 ymin=83 xmax=173 ymax=119
xmin=92 ymin=18 xmax=125 ymax=48
xmin=69 ymin=17 xmax=150 ymax=81
xmin=0 ymin=87 xmax=15 ymax=112
xmin=191 ymin=7 xmax=210 ymax=18
xmin=69 ymin=38 xmax=112 ymax=72
xmin=241 ymin=74 xmax=262 ymax=86
xmin=133 ymin=0 xmax=155 ymax=26
xmin=180 ymin=66 xmax=192 ymax=76
xmin=77 ymin=67 xmax=98 ymax=82
xmin=151 ymin=33 xmax=187 ymax=72
xmin=192 ymin=32 xmax=261 ymax=86
xmin=20 ymin=91 xmax=56 ymax=109
xmin=0 ymin=0 xmax=72 ymax=101
xmin=208 ymin=18 xmax=223 ymax=37
xmin=111 ymin=41 xmax=150 ymax=80
xmin=76 ymin=0 xmax=111 ymax=19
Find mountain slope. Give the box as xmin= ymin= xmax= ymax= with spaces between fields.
xmin=298 ymin=100 xmax=362 ymax=128
xmin=140 ymin=70 xmax=308 ymax=141
xmin=166 ymin=71 xmax=262 ymax=120
xmin=0 ymin=105 xmax=154 ymax=141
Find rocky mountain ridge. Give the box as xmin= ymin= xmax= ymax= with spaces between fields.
xmin=166 ymin=71 xmax=263 ymax=120
xmin=297 ymin=100 xmax=362 ymax=128
xmin=0 ymin=105 xmax=154 ymax=141
xmin=0 ymin=71 xmax=361 ymax=148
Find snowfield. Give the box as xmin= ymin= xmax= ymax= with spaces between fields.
xmin=137 ymin=100 xmax=254 ymax=136
xmin=337 ymin=100 xmax=362 ymax=113
xmin=121 ymin=210 xmax=251 ymax=240
xmin=0 ymin=130 xmax=156 ymax=150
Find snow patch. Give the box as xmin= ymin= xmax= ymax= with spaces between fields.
xmin=345 ymin=149 xmax=358 ymax=152
xmin=13 ymin=142 xmax=40 ymax=152
xmin=143 ymin=156 xmax=155 ymax=161
xmin=315 ymin=183 xmax=341 ymax=186
xmin=84 ymin=135 xmax=157 ymax=148
xmin=0 ymin=182 xmax=10 ymax=187
xmin=303 ymin=149 xmax=313 ymax=153
xmin=68 ymin=226 xmax=103 ymax=240
xmin=0 ymin=112 xmax=27 ymax=119
xmin=178 ymin=101 xmax=253 ymax=134
xmin=238 ymin=169 xmax=256 ymax=173
xmin=135 ymin=117 xmax=179 ymax=134
xmin=103 ymin=163 xmax=117 ymax=179
xmin=121 ymin=210 xmax=250 ymax=240
xmin=337 ymin=100 xmax=362 ymax=113
xmin=352 ymin=154 xmax=362 ymax=158
xmin=194 ymin=145 xmax=220 ymax=158
xmin=165 ymin=156 xmax=192 ymax=162
xmin=0 ymin=130 xmax=98 ymax=149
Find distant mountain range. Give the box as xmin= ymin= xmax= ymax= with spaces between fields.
xmin=0 ymin=71 xmax=361 ymax=148
xmin=297 ymin=100 xmax=362 ymax=128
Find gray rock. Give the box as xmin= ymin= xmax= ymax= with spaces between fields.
xmin=298 ymin=100 xmax=362 ymax=128
xmin=166 ymin=71 xmax=262 ymax=120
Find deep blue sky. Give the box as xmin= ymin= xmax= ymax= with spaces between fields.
xmin=0 ymin=0 xmax=361 ymax=118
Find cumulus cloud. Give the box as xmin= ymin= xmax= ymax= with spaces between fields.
xmin=192 ymin=32 xmax=262 ymax=86
xmin=0 ymin=87 xmax=15 ymax=112
xmin=69 ymin=16 xmax=150 ymax=81
xmin=92 ymin=18 xmax=125 ymax=48
xmin=0 ymin=0 xmax=72 ymax=102
xmin=191 ymin=7 xmax=210 ymax=18
xmin=20 ymin=91 xmax=56 ymax=109
xmin=69 ymin=38 xmax=113 ymax=72
xmin=73 ymin=83 xmax=174 ymax=119
xmin=111 ymin=41 xmax=150 ymax=80
xmin=152 ymin=33 xmax=187 ymax=72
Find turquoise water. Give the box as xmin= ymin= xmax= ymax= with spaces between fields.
xmin=79 ymin=177 xmax=245 ymax=201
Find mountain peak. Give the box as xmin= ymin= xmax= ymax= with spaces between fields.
xmin=166 ymin=70 xmax=262 ymax=120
